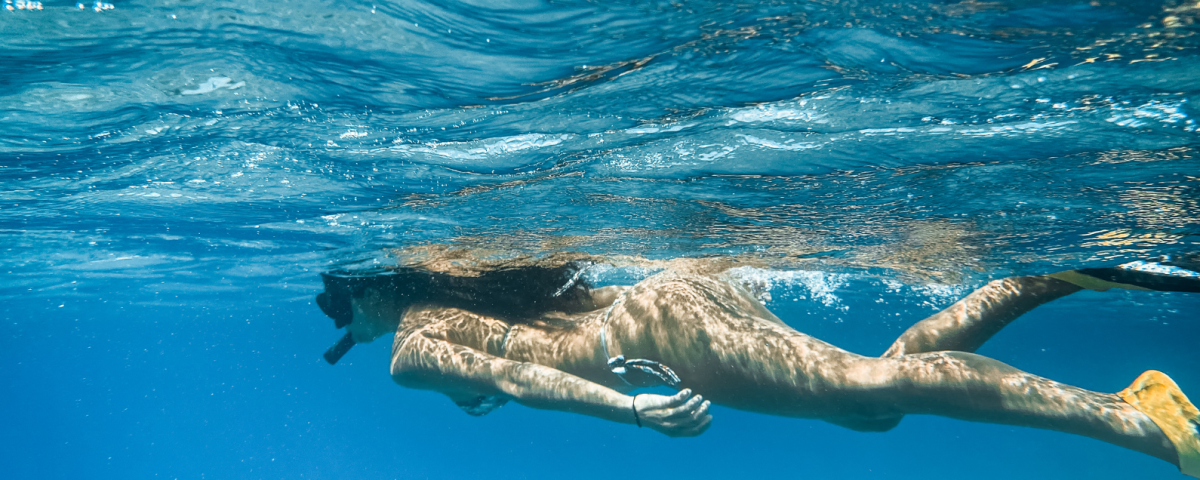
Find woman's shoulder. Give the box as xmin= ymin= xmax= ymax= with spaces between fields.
xmin=401 ymin=303 xmax=510 ymax=329
xmin=394 ymin=304 xmax=513 ymax=354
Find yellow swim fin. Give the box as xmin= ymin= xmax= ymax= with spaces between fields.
xmin=1118 ymin=370 xmax=1200 ymax=478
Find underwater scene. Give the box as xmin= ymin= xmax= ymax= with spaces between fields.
xmin=3 ymin=0 xmax=1200 ymax=478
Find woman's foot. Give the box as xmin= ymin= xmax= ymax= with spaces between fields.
xmin=1119 ymin=370 xmax=1200 ymax=478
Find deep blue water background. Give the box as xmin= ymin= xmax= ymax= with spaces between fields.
xmin=2 ymin=0 xmax=1200 ymax=478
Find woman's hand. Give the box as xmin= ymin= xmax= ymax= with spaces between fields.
xmin=633 ymin=389 xmax=712 ymax=437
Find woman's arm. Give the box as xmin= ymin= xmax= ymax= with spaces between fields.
xmin=391 ymin=328 xmax=711 ymax=436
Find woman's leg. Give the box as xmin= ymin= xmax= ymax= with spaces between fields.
xmin=883 ymin=275 xmax=1080 ymax=357
xmin=669 ymin=295 xmax=1182 ymax=463
xmin=675 ymin=300 xmax=1182 ymax=464
xmin=886 ymin=261 xmax=1200 ymax=357
xmin=842 ymin=351 xmax=1179 ymax=464
xmin=615 ymin=271 xmax=1188 ymax=468
xmin=871 ymin=269 xmax=1200 ymax=472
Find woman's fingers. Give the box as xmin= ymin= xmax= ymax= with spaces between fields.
xmin=634 ymin=389 xmax=691 ymax=412
xmin=663 ymin=394 xmax=704 ymax=419
xmin=679 ymin=413 xmax=712 ymax=437
xmin=667 ymin=389 xmax=692 ymax=406
xmin=669 ymin=402 xmax=712 ymax=437
xmin=690 ymin=400 xmax=710 ymax=421
xmin=634 ymin=390 xmax=714 ymax=437
xmin=678 ymin=400 xmax=709 ymax=429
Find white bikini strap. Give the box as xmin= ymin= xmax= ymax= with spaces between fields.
xmin=597 ymin=289 xmax=681 ymax=387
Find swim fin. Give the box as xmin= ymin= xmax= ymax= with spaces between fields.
xmin=1118 ymin=370 xmax=1200 ymax=478
xmin=1048 ymin=260 xmax=1200 ymax=293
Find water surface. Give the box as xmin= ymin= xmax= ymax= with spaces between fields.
xmin=2 ymin=0 xmax=1199 ymax=478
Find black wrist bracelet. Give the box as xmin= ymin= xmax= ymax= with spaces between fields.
xmin=632 ymin=394 xmax=642 ymax=428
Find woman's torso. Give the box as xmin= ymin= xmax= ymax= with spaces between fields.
xmin=394 ymin=271 xmax=849 ymax=396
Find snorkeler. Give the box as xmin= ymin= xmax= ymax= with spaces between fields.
xmin=316 ymin=258 xmax=1200 ymax=477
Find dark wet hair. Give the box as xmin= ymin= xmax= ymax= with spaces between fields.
xmin=317 ymin=261 xmax=595 ymax=364
xmin=318 ymin=261 xmax=595 ymax=325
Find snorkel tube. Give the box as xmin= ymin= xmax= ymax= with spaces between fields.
xmin=323 ymin=332 xmax=356 ymax=365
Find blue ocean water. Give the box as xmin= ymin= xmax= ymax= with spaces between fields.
xmin=2 ymin=0 xmax=1199 ymax=478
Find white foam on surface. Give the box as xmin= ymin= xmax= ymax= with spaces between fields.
xmin=955 ymin=120 xmax=1078 ymax=137
xmin=736 ymin=134 xmax=825 ymax=151
xmin=389 ymin=133 xmax=571 ymax=161
xmin=1105 ymin=99 xmax=1194 ymax=132
xmin=724 ymin=266 xmax=850 ymax=309
xmin=625 ymin=124 xmax=690 ymax=134
xmin=181 ymin=77 xmax=245 ymax=96
xmin=728 ymin=100 xmax=826 ymax=124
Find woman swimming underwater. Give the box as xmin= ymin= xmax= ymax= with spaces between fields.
xmin=316 ymin=259 xmax=1200 ymax=477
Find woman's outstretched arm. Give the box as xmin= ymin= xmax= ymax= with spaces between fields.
xmin=390 ymin=326 xmax=712 ymax=437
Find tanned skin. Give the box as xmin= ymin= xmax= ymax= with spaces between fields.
xmin=345 ymin=271 xmax=1180 ymax=468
